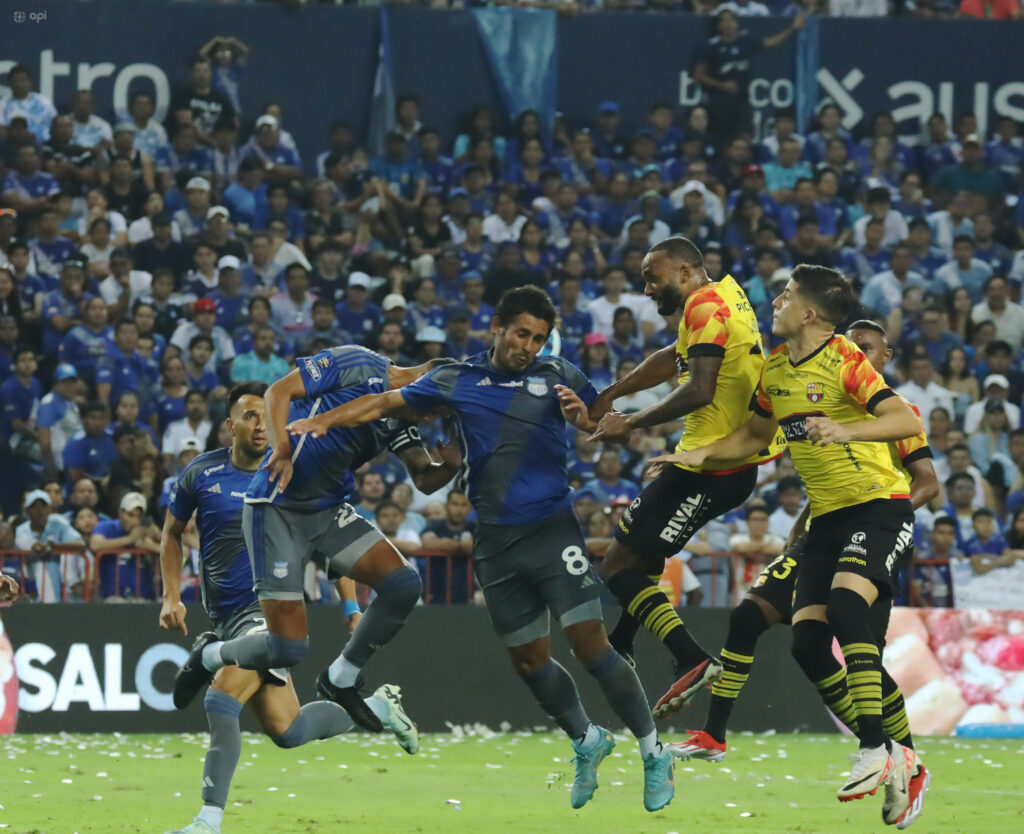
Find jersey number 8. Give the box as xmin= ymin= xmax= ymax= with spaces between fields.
xmin=561 ymin=546 xmax=589 ymax=576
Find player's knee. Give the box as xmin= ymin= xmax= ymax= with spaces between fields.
xmin=790 ymin=620 xmax=830 ymax=672
xmin=824 ymin=586 xmax=868 ymax=631
xmin=265 ymin=633 xmax=309 ymax=668
xmin=377 ymin=565 xmax=422 ymax=612
xmin=271 ymin=713 xmax=308 ymax=749
xmin=729 ymin=599 xmax=769 ymax=641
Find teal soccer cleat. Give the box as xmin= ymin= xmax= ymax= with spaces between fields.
xmin=642 ymin=747 xmax=675 ymax=812
xmin=164 ymin=817 xmax=219 ymax=834
xmin=569 ymin=726 xmax=616 ymax=809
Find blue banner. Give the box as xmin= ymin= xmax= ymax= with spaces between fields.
xmin=472 ymin=8 xmax=558 ymax=135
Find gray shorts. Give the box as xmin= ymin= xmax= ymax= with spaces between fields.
xmin=243 ymin=501 xmax=386 ymax=601
xmin=211 ymin=601 xmax=288 ymax=686
xmin=474 ymin=510 xmax=603 ymax=647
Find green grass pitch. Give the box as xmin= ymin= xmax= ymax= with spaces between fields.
xmin=1 ymin=730 xmax=1022 ymax=833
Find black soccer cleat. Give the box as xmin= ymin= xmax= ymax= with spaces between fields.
xmin=316 ymin=670 xmax=383 ymax=733
xmin=173 ymin=631 xmax=218 ymax=710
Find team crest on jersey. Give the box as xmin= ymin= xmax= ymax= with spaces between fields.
xmin=273 ymin=562 xmax=288 ymax=579
xmin=806 ymin=382 xmax=825 ymax=403
xmin=526 ymin=376 xmax=548 ymax=397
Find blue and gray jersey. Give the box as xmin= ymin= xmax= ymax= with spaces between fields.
xmin=168 ymin=447 xmax=259 ymax=619
xmin=245 ymin=345 xmax=425 ymax=511
xmin=401 ymin=351 xmax=598 ymax=526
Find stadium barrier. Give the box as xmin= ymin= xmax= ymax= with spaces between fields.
xmin=0 ymin=548 xmax=92 ymax=603
xmin=2 ymin=602 xmax=835 ymax=735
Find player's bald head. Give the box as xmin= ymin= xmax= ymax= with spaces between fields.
xmin=845 ymin=319 xmax=892 ymax=373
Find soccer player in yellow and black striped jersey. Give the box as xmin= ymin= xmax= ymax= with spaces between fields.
xmin=651 ymin=266 xmax=925 ymax=819
xmin=567 ymin=236 xmax=786 ymax=720
xmin=664 ymin=318 xmax=935 ymax=829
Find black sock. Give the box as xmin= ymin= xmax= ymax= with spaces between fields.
xmin=827 ymin=588 xmax=885 ymax=749
xmin=791 ymin=619 xmax=860 ymax=736
xmin=607 ymin=574 xmax=661 ymax=659
xmin=605 ymin=569 xmax=709 ymax=669
xmin=703 ymin=599 xmax=769 ymax=744
xmin=881 ymin=667 xmax=913 ymax=750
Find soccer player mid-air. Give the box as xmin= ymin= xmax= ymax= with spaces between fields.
xmin=667 ymin=319 xmax=933 ymax=829
xmin=287 ymin=287 xmax=675 ymax=812
xmin=172 ymin=350 xmax=461 ymax=733
xmin=160 ymin=383 xmax=418 ymax=834
xmin=572 ymin=236 xmax=786 ymax=716
xmin=651 ymin=266 xmax=925 ymax=824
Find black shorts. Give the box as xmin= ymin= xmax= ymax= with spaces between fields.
xmin=747 ymin=536 xmax=806 ymax=624
xmin=615 ymin=465 xmax=757 ymax=568
xmin=793 ymin=498 xmax=914 ymax=614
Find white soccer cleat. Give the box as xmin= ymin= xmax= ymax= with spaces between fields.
xmin=164 ymin=817 xmax=218 ymax=834
xmin=837 ymin=744 xmax=893 ymax=802
xmin=896 ymin=762 xmax=930 ymax=829
xmin=665 ymin=730 xmax=726 ymax=763
xmin=374 ymin=684 xmax=419 ymax=755
xmin=882 ymin=744 xmax=917 ymax=825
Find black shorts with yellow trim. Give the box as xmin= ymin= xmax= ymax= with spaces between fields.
xmin=792 ymin=498 xmax=914 ymax=614
xmin=746 ymin=537 xmax=805 ymax=624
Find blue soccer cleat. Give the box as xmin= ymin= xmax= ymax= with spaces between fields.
xmin=642 ymin=746 xmax=675 ymax=812
xmin=569 ymin=726 xmax=616 ymax=809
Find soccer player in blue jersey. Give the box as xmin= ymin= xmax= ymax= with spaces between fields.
xmin=172 ymin=351 xmax=461 ymax=734
xmin=286 ymin=287 xmax=675 ymax=813
xmin=160 ymin=382 xmax=419 ymax=834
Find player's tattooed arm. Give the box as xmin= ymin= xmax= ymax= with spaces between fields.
xmin=650 ymin=410 xmax=778 ymax=469
xmin=592 ymin=353 xmax=722 ymax=442
xmin=158 ymin=511 xmax=190 ymax=636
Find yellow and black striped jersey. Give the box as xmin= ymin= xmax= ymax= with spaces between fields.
xmin=673 ymin=274 xmax=786 ymax=474
xmin=753 ymin=334 xmax=911 ymax=518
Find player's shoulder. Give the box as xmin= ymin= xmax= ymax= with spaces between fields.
xmin=828 ymin=334 xmax=866 ymax=363
xmin=181 ymin=447 xmax=230 ymax=482
xmin=531 ymin=353 xmax=586 ymax=383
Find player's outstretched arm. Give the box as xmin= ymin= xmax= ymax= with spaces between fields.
xmin=588 ymin=344 xmax=678 ymax=421
xmin=591 ymin=353 xmax=722 ymax=442
xmin=649 ymin=411 xmax=778 ymax=469
xmin=905 ymin=457 xmax=940 ymax=510
xmin=158 ymin=512 xmax=190 ymax=636
xmin=805 ymin=395 xmax=919 ymax=447
xmin=287 ymin=390 xmax=411 ymax=438
xmin=400 ymin=435 xmax=463 ymax=495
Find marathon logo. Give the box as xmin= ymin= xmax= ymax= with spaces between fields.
xmin=659 ymin=494 xmax=703 ymax=543
xmin=838 ymin=555 xmax=868 ymax=566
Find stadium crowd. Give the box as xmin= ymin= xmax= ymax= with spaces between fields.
xmin=1 ymin=30 xmax=1023 ymax=607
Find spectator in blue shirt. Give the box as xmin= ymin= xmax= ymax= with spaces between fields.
xmin=916 ymin=306 xmax=964 ymax=372
xmin=1 ymin=145 xmax=60 ymax=222
xmin=96 ymin=318 xmax=159 ymax=409
xmin=583 ymin=450 xmax=641 ymax=507
xmin=861 ymin=245 xmax=928 ymax=318
xmin=762 ymin=137 xmax=812 ymax=204
xmin=906 ymin=218 xmax=948 ymax=283
xmin=241 ymin=114 xmax=301 ymax=184
xmin=230 ymin=324 xmax=289 ymax=386
xmin=963 ymin=508 xmax=1008 ymax=560
xmin=89 ymin=491 xmax=160 ymax=601
xmin=370 ymin=130 xmax=427 ymax=210
xmin=63 ymin=401 xmax=117 ymax=484
xmin=222 ymin=156 xmax=266 ymax=232
xmin=609 ymin=307 xmax=644 ymax=366
xmin=1 ymin=346 xmax=41 ymax=458
xmin=253 ymin=183 xmax=305 ymax=243
xmin=42 ymin=253 xmax=88 ymax=352
xmin=59 ymin=295 xmax=113 ymax=387
xmin=417 ymin=126 xmax=456 ymax=195
xmin=154 ymin=123 xmax=213 ymax=194
xmin=334 ymin=271 xmax=382 ymax=338
xmin=184 ymin=335 xmax=222 ymax=394
xmin=931 ymin=235 xmax=995 ymax=303
xmin=405 ymin=277 xmax=446 ymax=334
xmin=591 ymin=101 xmax=629 ymax=161
xmin=778 ymin=177 xmax=838 ymax=244
xmin=442 ymin=307 xmax=487 ymax=362
xmin=458 ymin=271 xmax=494 ymax=339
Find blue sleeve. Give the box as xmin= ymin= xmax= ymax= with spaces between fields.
xmin=401 ymin=364 xmax=460 ymax=413
xmin=95 ymin=356 xmax=115 ymax=386
xmin=560 ymin=359 xmax=598 ymax=408
xmin=168 ymin=459 xmax=200 ymax=523
xmin=283 ymin=147 xmax=300 ymax=168
xmin=62 ymin=439 xmax=84 ymax=469
xmin=297 ymin=348 xmax=342 ymax=398
xmin=93 ymin=519 xmax=119 ymax=539
xmin=37 ymin=397 xmax=59 ymax=428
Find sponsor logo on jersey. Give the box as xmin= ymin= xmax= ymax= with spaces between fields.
xmin=367 ymin=377 xmax=383 ymax=385
xmin=806 ymin=382 xmax=825 ymax=403
xmin=885 ymin=522 xmax=914 ymax=572
xmin=851 ymin=532 xmax=866 ymax=543
xmin=526 ymin=376 xmax=548 ymax=397
xmin=203 ymin=464 xmax=225 ymax=477
xmin=476 ymin=376 xmax=492 ymax=387
xmin=498 ymin=380 xmax=523 ymax=388
xmin=659 ymin=494 xmax=704 ymax=543
xmin=766 ymin=385 xmax=791 ymax=397
xmin=273 ymin=561 xmax=288 ymax=579
xmin=230 ymin=491 xmax=246 ymax=498
xmin=304 ymin=358 xmax=321 ymax=381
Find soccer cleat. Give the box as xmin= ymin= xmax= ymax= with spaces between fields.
xmin=374 ymin=683 xmax=419 ymax=755
xmin=895 ymin=763 xmax=930 ymax=829
xmin=837 ymin=744 xmax=894 ymax=802
xmin=172 ymin=632 xmax=218 ymax=710
xmin=164 ymin=817 xmax=218 ymax=834
xmin=653 ymin=658 xmax=723 ymax=718
xmin=666 ymin=730 xmax=726 ymax=763
xmin=316 ymin=670 xmax=383 ymax=733
xmin=882 ymin=744 xmax=917 ymax=825
xmin=642 ymin=746 xmax=675 ymax=812
xmin=569 ymin=726 xmax=616 ymax=809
